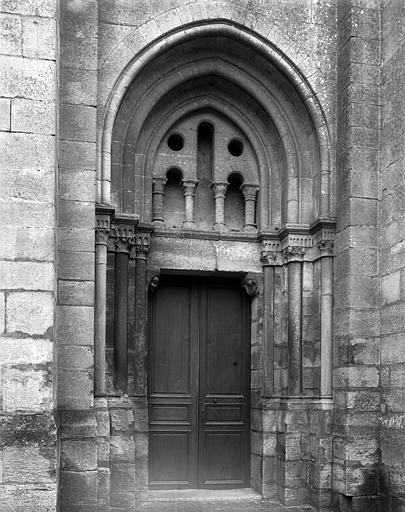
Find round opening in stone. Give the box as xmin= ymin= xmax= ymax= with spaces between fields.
xmin=228 ymin=139 xmax=243 ymax=157
xmin=167 ymin=133 xmax=184 ymax=151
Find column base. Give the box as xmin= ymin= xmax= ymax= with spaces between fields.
xmin=182 ymin=221 xmax=196 ymax=230
xmin=213 ymin=222 xmax=227 ymax=233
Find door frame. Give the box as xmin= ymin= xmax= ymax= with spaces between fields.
xmin=144 ymin=270 xmax=262 ymax=494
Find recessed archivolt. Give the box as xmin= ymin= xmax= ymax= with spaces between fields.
xmin=100 ymin=21 xmax=332 ymax=225
xmin=137 ymin=97 xmax=279 ymax=229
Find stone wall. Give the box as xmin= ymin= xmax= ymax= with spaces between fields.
xmin=380 ymin=0 xmax=405 ymax=509
xmin=2 ymin=1 xmax=405 ymax=511
xmin=334 ymin=1 xmax=382 ymax=510
xmin=57 ymin=1 xmax=98 ymax=511
xmin=0 ymin=0 xmax=58 ymax=510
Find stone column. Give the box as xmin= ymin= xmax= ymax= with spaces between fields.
xmin=241 ymin=183 xmax=259 ymax=230
xmin=319 ymin=240 xmax=334 ymax=397
xmin=182 ymin=180 xmax=198 ymax=229
xmin=95 ymin=210 xmax=112 ymax=396
xmin=134 ymin=232 xmax=151 ymax=396
xmin=284 ymin=246 xmax=305 ymax=396
xmin=113 ymin=230 xmax=133 ymax=394
xmin=211 ymin=182 xmax=228 ymax=230
xmin=152 ymin=177 xmax=167 ymax=224
xmin=261 ymin=245 xmax=281 ymax=396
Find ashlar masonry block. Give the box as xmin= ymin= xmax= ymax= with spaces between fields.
xmin=0 ymin=13 xmax=22 ymax=55
xmin=382 ymin=271 xmax=401 ymax=305
xmin=0 ymin=261 xmax=54 ymax=291
xmin=0 ymin=337 xmax=53 ymax=365
xmin=22 ymin=16 xmax=56 ymax=60
xmin=11 ymin=98 xmax=55 ymax=134
xmin=0 ymin=291 xmax=5 ymax=334
xmin=6 ymin=291 xmax=54 ymax=336
xmin=0 ymin=97 xmax=10 ymax=130
xmin=3 ymin=445 xmax=56 ymax=484
xmin=0 ymin=55 xmax=55 ymax=101
xmin=2 ymin=367 xmax=53 ymax=412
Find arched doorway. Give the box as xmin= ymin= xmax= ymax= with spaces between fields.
xmin=95 ymin=21 xmax=335 ymax=507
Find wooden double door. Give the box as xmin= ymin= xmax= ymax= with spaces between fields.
xmin=148 ymin=276 xmax=251 ymax=489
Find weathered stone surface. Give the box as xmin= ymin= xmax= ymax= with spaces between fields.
xmin=57 ymin=305 xmax=94 ymax=346
xmin=60 ymin=103 xmax=97 ymax=143
xmin=6 ymin=291 xmax=53 ymax=335
xmin=1 ymin=366 xmax=52 ymax=412
xmin=3 ymin=445 xmax=56 ymax=483
xmin=61 ymin=439 xmax=97 ymax=471
xmin=60 ymin=470 xmax=97 ymax=506
xmin=0 ymin=292 xmax=5 ymax=334
xmin=0 ymin=55 xmax=55 ymax=100
xmin=58 ymin=345 xmax=93 ymax=371
xmin=0 ymin=484 xmax=57 ymax=512
xmin=58 ymin=250 xmax=95 ymax=281
xmin=0 ymin=97 xmax=10 ymax=130
xmin=57 ymin=280 xmax=94 ymax=307
xmin=22 ymin=16 xmax=56 ymax=59
xmin=57 ymin=370 xmax=93 ymax=410
xmin=0 ymin=13 xmax=21 ymax=55
xmin=0 ymin=261 xmax=54 ymax=291
xmin=0 ymin=0 xmax=56 ymax=16
xmin=0 ymin=226 xmax=54 ymax=263
xmin=0 ymin=337 xmax=52 ymax=366
xmin=59 ymin=410 xmax=97 ymax=440
xmin=11 ymin=98 xmax=55 ymax=134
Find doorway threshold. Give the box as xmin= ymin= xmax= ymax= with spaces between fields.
xmin=148 ymin=488 xmax=261 ymax=502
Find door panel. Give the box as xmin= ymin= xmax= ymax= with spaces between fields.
xmin=149 ymin=278 xmax=250 ymax=489
xmin=152 ymin=286 xmax=192 ymax=394
xmin=149 ymin=284 xmax=198 ymax=488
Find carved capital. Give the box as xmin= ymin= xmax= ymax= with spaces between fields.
xmin=115 ymin=237 xmax=132 ymax=254
xmin=211 ymin=182 xmax=228 ymax=198
xmin=261 ymin=240 xmax=282 ymax=265
xmin=318 ymin=239 xmax=334 ymax=257
xmin=283 ymin=246 xmax=305 ymax=263
xmin=152 ymin=177 xmax=167 ymax=194
xmin=135 ymin=233 xmax=151 ymax=260
xmin=182 ymin=180 xmax=199 ymax=197
xmin=261 ymin=249 xmax=280 ymax=266
xmin=111 ymin=224 xmax=136 ymax=254
xmin=241 ymin=275 xmax=261 ymax=296
xmin=95 ymin=214 xmax=111 ymax=245
xmin=240 ymin=183 xmax=259 ymax=201
xmin=95 ymin=227 xmax=110 ymax=245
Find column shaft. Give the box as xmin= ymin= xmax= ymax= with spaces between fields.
xmin=212 ymin=182 xmax=228 ymax=230
xmin=114 ymin=251 xmax=128 ymax=393
xmin=263 ymin=264 xmax=274 ymax=396
xmin=182 ymin=180 xmax=198 ymax=229
xmin=95 ymin=242 xmax=107 ymax=395
xmin=134 ymin=233 xmax=151 ymax=396
xmin=152 ymin=178 xmax=166 ymax=223
xmin=320 ymin=254 xmax=333 ymax=397
xmin=287 ymin=259 xmax=303 ymax=396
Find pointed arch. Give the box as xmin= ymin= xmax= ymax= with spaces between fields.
xmin=98 ymin=20 xmax=332 ymax=221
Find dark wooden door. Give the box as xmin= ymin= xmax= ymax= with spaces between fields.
xmin=148 ymin=277 xmax=250 ymax=489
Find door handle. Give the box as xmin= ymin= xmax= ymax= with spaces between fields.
xmin=201 ymin=406 xmax=205 ymax=422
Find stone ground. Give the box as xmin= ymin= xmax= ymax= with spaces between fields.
xmin=138 ymin=500 xmax=313 ymax=511
xmin=138 ymin=492 xmax=313 ymax=512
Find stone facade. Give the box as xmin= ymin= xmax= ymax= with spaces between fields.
xmin=0 ymin=1 xmax=404 ymax=511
